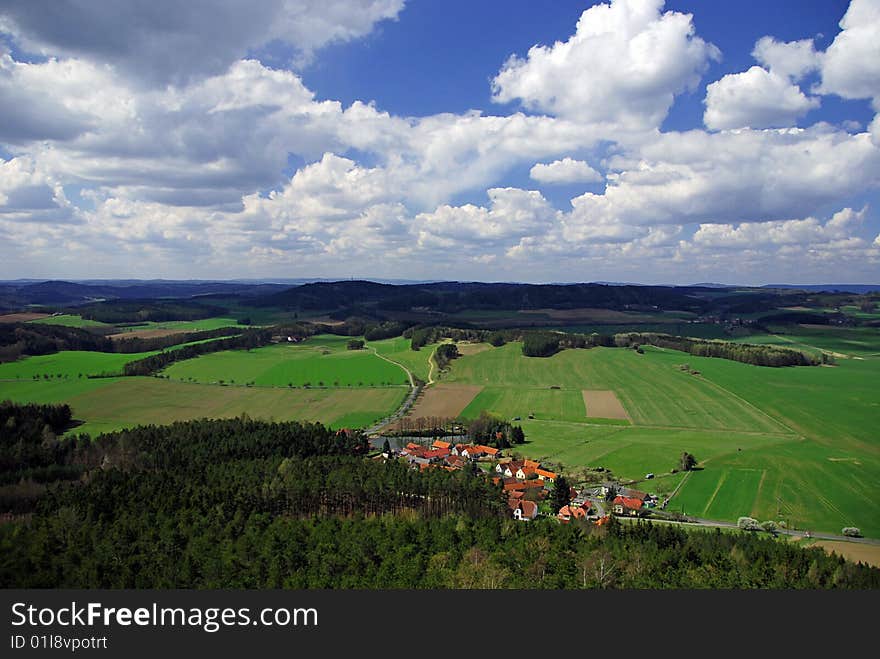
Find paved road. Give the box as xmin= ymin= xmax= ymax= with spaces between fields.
xmin=364 ymin=346 xmax=421 ymax=436
xmin=651 ymin=514 xmax=880 ymax=545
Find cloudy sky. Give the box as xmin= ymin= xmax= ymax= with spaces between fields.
xmin=1 ymin=0 xmax=879 ymax=284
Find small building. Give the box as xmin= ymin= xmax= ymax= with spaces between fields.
xmin=509 ymin=499 xmax=538 ymax=521
xmin=557 ymin=505 xmax=587 ymax=523
xmin=536 ymin=468 xmax=557 ymax=482
xmin=612 ymin=495 xmax=643 ymax=516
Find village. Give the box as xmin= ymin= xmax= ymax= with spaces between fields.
xmin=382 ymin=438 xmax=661 ymax=525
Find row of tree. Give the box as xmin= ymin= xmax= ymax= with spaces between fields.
xmin=0 ymin=322 xmax=243 ymax=363
xmin=122 ymin=329 xmax=273 ymax=375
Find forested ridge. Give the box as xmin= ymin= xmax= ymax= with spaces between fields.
xmin=1 ymin=404 xmax=877 ymax=589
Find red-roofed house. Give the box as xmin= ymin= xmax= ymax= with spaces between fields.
xmin=535 ymin=468 xmax=557 ymax=482
xmin=612 ymin=496 xmax=644 ymax=516
xmin=475 ymin=445 xmax=500 ymax=457
xmin=508 ymin=499 xmax=538 ymax=521
xmin=423 ymin=448 xmax=450 ymax=462
xmin=557 ymin=505 xmax=587 ymax=523
xmin=432 ymin=439 xmax=451 ymax=450
xmin=516 ymin=466 xmax=538 ymax=480
xmin=503 ymin=461 xmax=524 ymax=478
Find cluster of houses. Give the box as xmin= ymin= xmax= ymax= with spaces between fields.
xmin=395 ymin=439 xmax=501 ymax=470
xmin=384 ymin=437 xmax=659 ymax=524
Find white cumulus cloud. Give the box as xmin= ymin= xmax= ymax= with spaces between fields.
xmin=704 ymin=66 xmax=820 ymax=130
xmin=491 ymin=0 xmax=720 ymax=129
xmin=530 ymin=158 xmax=603 ymax=184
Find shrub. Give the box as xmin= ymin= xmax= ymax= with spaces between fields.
xmin=738 ymin=517 xmax=761 ymax=531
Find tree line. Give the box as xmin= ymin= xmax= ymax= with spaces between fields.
xmin=122 ymin=328 xmax=273 ymax=375
xmin=0 ymin=322 xmax=242 ymax=363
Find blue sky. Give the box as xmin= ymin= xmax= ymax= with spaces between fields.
xmin=0 ymin=0 xmax=878 ymax=284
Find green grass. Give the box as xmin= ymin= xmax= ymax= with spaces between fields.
xmin=0 ymin=377 xmax=406 ymax=436
xmin=110 ymin=317 xmax=242 ymax=332
xmin=28 ymin=314 xmax=110 ymax=328
xmin=444 ymin=342 xmax=788 ymax=433
xmin=163 ymin=335 xmax=409 ymax=387
xmin=734 ymin=325 xmax=880 ymax=358
xmin=460 ymin=386 xmax=587 ymax=422
xmin=0 ymin=350 xmax=160 ymax=379
xmin=368 ymin=337 xmax=437 ymax=382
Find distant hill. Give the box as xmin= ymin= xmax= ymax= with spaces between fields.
xmin=0 ymin=280 xmax=290 ymax=310
xmin=761 ymin=284 xmax=880 ymax=294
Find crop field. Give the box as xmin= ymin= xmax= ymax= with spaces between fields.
xmin=459 ymin=386 xmax=587 ymax=423
xmin=28 ymin=314 xmax=111 ymax=328
xmin=0 ymin=312 xmax=50 ymax=323
xmin=110 ymin=317 xmax=241 ymax=333
xmin=163 ymin=335 xmax=410 ymax=387
xmin=0 ymin=376 xmax=405 ymax=437
xmin=405 ymin=383 xmax=483 ymax=420
xmin=436 ymin=336 xmax=879 ymax=537
xmin=445 ymin=343 xmax=789 ymax=433
xmin=582 ymin=390 xmax=630 ymax=420
xmin=0 ymin=350 xmax=159 ymax=379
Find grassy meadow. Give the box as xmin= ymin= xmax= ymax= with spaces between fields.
xmin=0 ymin=376 xmax=405 ymax=436
xmin=163 ymin=335 xmax=410 ymax=387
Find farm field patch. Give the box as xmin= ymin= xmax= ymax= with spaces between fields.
xmin=163 ymin=336 xmax=409 ymax=387
xmin=809 ymin=541 xmax=880 ymax=568
xmin=460 ymin=386 xmax=586 ymax=423
xmin=0 ymin=377 xmax=406 ymax=437
xmin=404 ymin=383 xmax=483 ymax=421
xmin=0 ymin=350 xmax=159 ymax=380
xmin=0 ymin=312 xmax=49 ymax=323
xmin=582 ymin=390 xmax=630 ymax=420
xmin=445 ymin=343 xmax=789 ymax=433
xmin=28 ymin=314 xmax=111 ymax=328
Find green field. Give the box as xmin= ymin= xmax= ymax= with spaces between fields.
xmin=445 ymin=342 xmax=789 ymax=433
xmin=460 ymin=386 xmax=588 ymax=423
xmin=368 ymin=337 xmax=437 ymax=382
xmin=29 ymin=314 xmax=110 ymax=328
xmin=109 ymin=317 xmax=242 ymax=333
xmin=0 ymin=350 xmax=159 ymax=379
xmin=0 ymin=376 xmax=406 ymax=436
xmin=436 ymin=336 xmax=879 ymax=537
xmin=163 ymin=335 xmax=410 ymax=387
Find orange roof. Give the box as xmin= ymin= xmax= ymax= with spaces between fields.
xmin=536 ymin=469 xmax=557 ymax=479
xmin=406 ymin=442 xmax=421 ymax=450
xmin=475 ymin=445 xmax=499 ymax=456
xmin=518 ymin=466 xmax=538 ymax=476
xmin=523 ymin=459 xmax=541 ymax=468
xmin=613 ymin=495 xmax=643 ymax=510
xmin=520 ymin=501 xmax=538 ymax=517
xmin=522 ymin=480 xmax=545 ymax=489
xmin=432 ymin=440 xmax=451 ymax=449
xmin=504 ymin=482 xmax=528 ymax=491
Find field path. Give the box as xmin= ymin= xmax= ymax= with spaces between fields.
xmin=426 ymin=347 xmax=437 ymax=385
xmin=364 ymin=346 xmax=419 ymax=434
xmin=369 ymin=346 xmax=414 ymax=387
